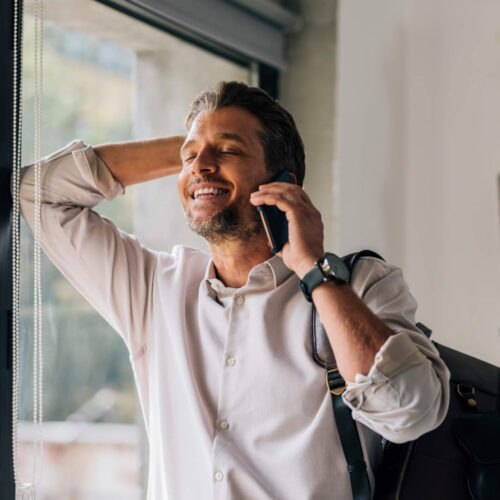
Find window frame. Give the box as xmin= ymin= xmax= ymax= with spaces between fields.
xmin=1 ymin=0 xmax=21 ymax=496
xmin=0 ymin=0 xmax=280 ymax=497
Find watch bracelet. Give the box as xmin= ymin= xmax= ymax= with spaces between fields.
xmin=299 ymin=253 xmax=348 ymax=302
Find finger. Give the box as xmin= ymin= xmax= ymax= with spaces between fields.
xmin=253 ymin=185 xmax=303 ymax=202
xmin=257 ymin=183 xmax=311 ymax=204
xmin=249 ymin=192 xmax=296 ymax=215
xmin=251 ymin=192 xmax=308 ymax=212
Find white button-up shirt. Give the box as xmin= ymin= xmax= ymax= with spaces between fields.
xmin=19 ymin=141 xmax=450 ymax=500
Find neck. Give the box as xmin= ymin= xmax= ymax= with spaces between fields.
xmin=208 ymin=233 xmax=273 ymax=288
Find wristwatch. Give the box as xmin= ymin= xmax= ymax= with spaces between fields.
xmin=299 ymin=252 xmax=350 ymax=302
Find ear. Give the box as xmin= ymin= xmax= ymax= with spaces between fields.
xmin=288 ymin=172 xmax=298 ymax=184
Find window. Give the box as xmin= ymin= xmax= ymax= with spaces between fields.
xmin=3 ymin=0 xmax=297 ymax=496
xmin=16 ymin=2 xmax=251 ymax=497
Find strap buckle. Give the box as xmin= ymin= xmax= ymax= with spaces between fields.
xmin=326 ymin=368 xmax=346 ymax=396
xmin=457 ymin=383 xmax=477 ymax=409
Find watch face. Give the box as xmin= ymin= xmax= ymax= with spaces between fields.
xmin=323 ymin=253 xmax=350 ymax=282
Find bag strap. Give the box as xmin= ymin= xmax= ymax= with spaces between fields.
xmin=312 ymin=250 xmax=384 ymax=500
xmin=311 ymin=250 xmax=384 ymax=369
xmin=326 ymin=369 xmax=372 ymax=500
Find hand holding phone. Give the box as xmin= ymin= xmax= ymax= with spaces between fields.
xmin=256 ymin=171 xmax=295 ymax=253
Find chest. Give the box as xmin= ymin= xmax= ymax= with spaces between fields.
xmin=152 ymin=276 xmax=328 ymax=428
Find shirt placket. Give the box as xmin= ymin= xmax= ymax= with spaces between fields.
xmin=210 ymin=286 xmax=250 ymax=499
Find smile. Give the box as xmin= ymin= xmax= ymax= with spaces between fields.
xmin=192 ymin=187 xmax=229 ymax=199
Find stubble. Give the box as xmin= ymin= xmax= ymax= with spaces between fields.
xmin=185 ymin=200 xmax=263 ymax=245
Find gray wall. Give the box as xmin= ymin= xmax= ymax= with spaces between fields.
xmin=280 ymin=0 xmax=337 ymax=251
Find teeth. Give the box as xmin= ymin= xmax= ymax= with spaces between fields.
xmin=194 ymin=187 xmax=227 ymax=199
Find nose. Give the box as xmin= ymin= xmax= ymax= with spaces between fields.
xmin=190 ymin=148 xmax=217 ymax=177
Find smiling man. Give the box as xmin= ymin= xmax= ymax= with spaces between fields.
xmin=180 ymin=109 xmax=269 ymax=253
xmin=19 ymin=81 xmax=450 ymax=499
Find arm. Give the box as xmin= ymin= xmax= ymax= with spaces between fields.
xmin=19 ymin=139 xmax=182 ymax=357
xmin=330 ymin=257 xmax=450 ymax=442
xmin=307 ymin=276 xmax=392 ymax=381
xmin=94 ymin=135 xmax=185 ymax=186
xmin=250 ymin=182 xmax=450 ymax=442
xmin=250 ymin=182 xmax=390 ymax=380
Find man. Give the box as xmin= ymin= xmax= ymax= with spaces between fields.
xmin=20 ymin=81 xmax=449 ymax=499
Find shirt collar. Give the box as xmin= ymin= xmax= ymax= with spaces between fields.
xmin=203 ymin=254 xmax=293 ymax=297
xmin=262 ymin=255 xmax=293 ymax=288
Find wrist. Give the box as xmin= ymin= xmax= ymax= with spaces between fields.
xmin=299 ymin=252 xmax=350 ymax=302
xmin=295 ymin=255 xmax=323 ymax=280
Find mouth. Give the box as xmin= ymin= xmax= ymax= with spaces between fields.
xmin=190 ymin=186 xmax=230 ymax=201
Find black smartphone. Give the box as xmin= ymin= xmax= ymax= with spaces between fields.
xmin=256 ymin=171 xmax=295 ymax=253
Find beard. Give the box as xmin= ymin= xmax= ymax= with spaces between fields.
xmin=185 ymin=200 xmax=264 ymax=245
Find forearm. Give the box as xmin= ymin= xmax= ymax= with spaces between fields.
xmin=310 ymin=281 xmax=393 ymax=382
xmin=307 ymin=258 xmax=449 ymax=442
xmin=248 ymin=179 xmax=449 ymax=439
xmin=94 ymin=136 xmax=185 ymax=187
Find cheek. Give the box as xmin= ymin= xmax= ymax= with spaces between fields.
xmin=177 ymin=171 xmax=188 ymax=196
xmin=246 ymin=172 xmax=267 ymax=193
xmin=177 ymin=178 xmax=191 ymax=210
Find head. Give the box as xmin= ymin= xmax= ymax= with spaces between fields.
xmin=178 ymin=81 xmax=305 ymax=245
xmin=185 ymin=81 xmax=305 ymax=187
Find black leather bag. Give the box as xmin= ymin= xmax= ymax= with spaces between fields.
xmin=311 ymin=250 xmax=500 ymax=500
xmin=374 ymin=342 xmax=500 ymax=500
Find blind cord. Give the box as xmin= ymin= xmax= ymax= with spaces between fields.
xmin=11 ymin=0 xmax=23 ymax=490
xmin=12 ymin=0 xmax=45 ymax=497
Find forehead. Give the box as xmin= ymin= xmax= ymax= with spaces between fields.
xmin=184 ymin=107 xmax=263 ymax=150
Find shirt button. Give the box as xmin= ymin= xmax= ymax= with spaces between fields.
xmin=226 ymin=357 xmax=236 ymax=367
xmin=219 ymin=419 xmax=230 ymax=430
xmin=235 ymin=295 xmax=245 ymax=306
xmin=214 ymin=471 xmax=224 ymax=481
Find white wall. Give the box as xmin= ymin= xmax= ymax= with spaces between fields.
xmin=336 ymin=0 xmax=500 ymax=364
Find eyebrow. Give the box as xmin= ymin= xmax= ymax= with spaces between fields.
xmin=215 ymin=133 xmax=249 ymax=148
xmin=180 ymin=133 xmax=249 ymax=155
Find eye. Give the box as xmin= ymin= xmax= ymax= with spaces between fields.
xmin=183 ymin=153 xmax=197 ymax=163
xmin=219 ymin=150 xmax=240 ymax=156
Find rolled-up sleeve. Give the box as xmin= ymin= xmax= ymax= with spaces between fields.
xmin=18 ymin=140 xmax=159 ymax=359
xmin=342 ymin=257 xmax=450 ymax=443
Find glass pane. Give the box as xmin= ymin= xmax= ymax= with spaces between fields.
xmin=18 ymin=2 xmax=250 ymax=498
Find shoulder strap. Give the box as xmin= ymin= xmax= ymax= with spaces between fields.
xmin=311 ymin=250 xmax=384 ymax=369
xmin=326 ymin=369 xmax=372 ymax=500
xmin=312 ymin=250 xmax=384 ymax=500
xmin=342 ymin=249 xmax=384 ymax=272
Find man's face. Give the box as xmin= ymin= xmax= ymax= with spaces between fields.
xmin=178 ymin=106 xmax=271 ymax=244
